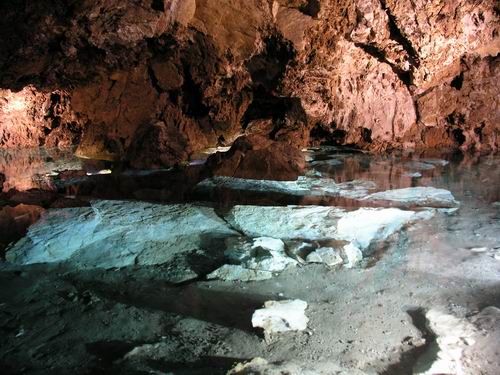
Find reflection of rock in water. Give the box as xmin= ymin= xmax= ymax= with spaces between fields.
xmin=0 ymin=147 xmax=84 ymax=191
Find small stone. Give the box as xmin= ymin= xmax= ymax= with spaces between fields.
xmin=343 ymin=243 xmax=363 ymax=268
xmin=305 ymin=247 xmax=343 ymax=267
xmin=207 ymin=265 xmax=272 ymax=282
xmin=252 ymin=299 xmax=309 ymax=334
xmin=470 ymin=247 xmax=488 ymax=253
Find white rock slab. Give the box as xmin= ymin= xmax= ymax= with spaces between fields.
xmin=226 ymin=205 xmax=345 ymax=240
xmin=362 ymin=187 xmax=459 ymax=208
xmin=336 ymin=208 xmax=430 ymax=250
xmin=252 ymin=299 xmax=309 ymax=333
xmin=197 ymin=175 xmax=376 ymax=199
xmin=227 ymin=205 xmax=433 ymax=251
xmin=6 ymin=200 xmax=238 ymax=269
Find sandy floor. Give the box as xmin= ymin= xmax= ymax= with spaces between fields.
xmin=1 ymin=149 xmax=499 ymax=374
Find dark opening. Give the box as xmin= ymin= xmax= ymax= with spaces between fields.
xmin=246 ymin=35 xmax=295 ymax=92
xmin=474 ymin=122 xmax=485 ymax=142
xmin=309 ymin=123 xmax=347 ymax=145
xmin=452 ymin=129 xmax=466 ymax=145
xmin=50 ymin=92 xmax=61 ymax=105
xmin=299 ymin=0 xmax=321 ymax=17
xmin=151 ymin=0 xmax=164 ymax=12
xmin=450 ymin=72 xmax=464 ymax=90
xmin=361 ymin=128 xmax=372 ymax=143
xmin=181 ymin=65 xmax=209 ymax=118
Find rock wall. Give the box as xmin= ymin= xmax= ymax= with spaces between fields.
xmin=284 ymin=0 xmax=499 ymax=151
xmin=0 ymin=0 xmax=498 ymax=167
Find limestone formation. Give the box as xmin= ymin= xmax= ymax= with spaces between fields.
xmin=0 ymin=1 xmax=497 ymax=169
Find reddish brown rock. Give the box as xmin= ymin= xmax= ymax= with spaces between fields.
xmin=0 ymin=87 xmax=83 ymax=148
xmin=283 ymin=0 xmax=499 ymax=151
xmin=0 ymin=0 xmax=498 ymax=161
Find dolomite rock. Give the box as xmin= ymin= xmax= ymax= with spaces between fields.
xmin=207 ymin=135 xmax=306 ymax=181
xmin=6 ymin=201 xmax=237 ymax=269
xmin=0 ymin=87 xmax=83 ymax=149
xmin=336 ymin=207 xmax=434 ymax=250
xmin=226 ymin=205 xmax=434 ymax=250
xmin=1 ymin=0 xmax=498 ymax=169
xmin=414 ymin=309 xmax=476 ymax=375
xmin=252 ymin=299 xmax=309 ymax=333
xmin=283 ymin=0 xmax=499 ymax=151
xmin=362 ymin=187 xmax=459 ymax=208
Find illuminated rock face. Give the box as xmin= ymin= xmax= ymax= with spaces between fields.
xmin=6 ymin=200 xmax=238 ymax=269
xmin=0 ymin=0 xmax=498 ymax=165
xmin=0 ymin=87 xmax=83 ymax=148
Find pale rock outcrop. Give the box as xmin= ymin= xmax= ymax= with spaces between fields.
xmin=362 ymin=186 xmax=459 ymax=208
xmin=252 ymin=299 xmax=309 ymax=333
xmin=6 ymin=200 xmax=238 ymax=269
xmin=414 ymin=309 xmax=476 ymax=375
xmin=226 ymin=205 xmax=433 ymax=249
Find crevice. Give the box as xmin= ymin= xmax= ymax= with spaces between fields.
xmin=147 ymin=62 xmax=164 ymax=95
xmin=298 ymin=0 xmax=321 ymax=18
xmin=379 ymin=0 xmax=420 ymax=68
xmin=361 ymin=127 xmax=372 ymax=143
xmin=354 ymin=42 xmax=412 ymax=86
xmin=180 ymin=63 xmax=209 ymax=118
xmin=381 ymin=308 xmax=437 ymax=375
xmin=451 ymin=128 xmax=466 ymax=146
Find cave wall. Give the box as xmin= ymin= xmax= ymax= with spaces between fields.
xmin=0 ymin=0 xmax=498 ymax=167
xmin=283 ymin=0 xmax=499 ymax=150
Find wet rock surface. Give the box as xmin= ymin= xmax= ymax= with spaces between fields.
xmin=0 ymin=147 xmax=499 ymax=375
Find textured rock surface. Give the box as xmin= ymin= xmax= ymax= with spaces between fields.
xmin=0 ymin=0 xmax=498 ymax=167
xmin=283 ymin=0 xmax=500 ymax=151
xmin=6 ymin=200 xmax=237 ymax=269
xmin=226 ymin=205 xmax=433 ymax=249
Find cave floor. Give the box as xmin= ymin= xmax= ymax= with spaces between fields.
xmin=0 ymin=147 xmax=499 ymax=374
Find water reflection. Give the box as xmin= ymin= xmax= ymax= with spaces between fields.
xmin=0 ymin=146 xmax=499 ymax=208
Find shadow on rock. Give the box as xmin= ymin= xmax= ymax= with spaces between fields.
xmin=75 ymin=279 xmax=271 ymax=333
